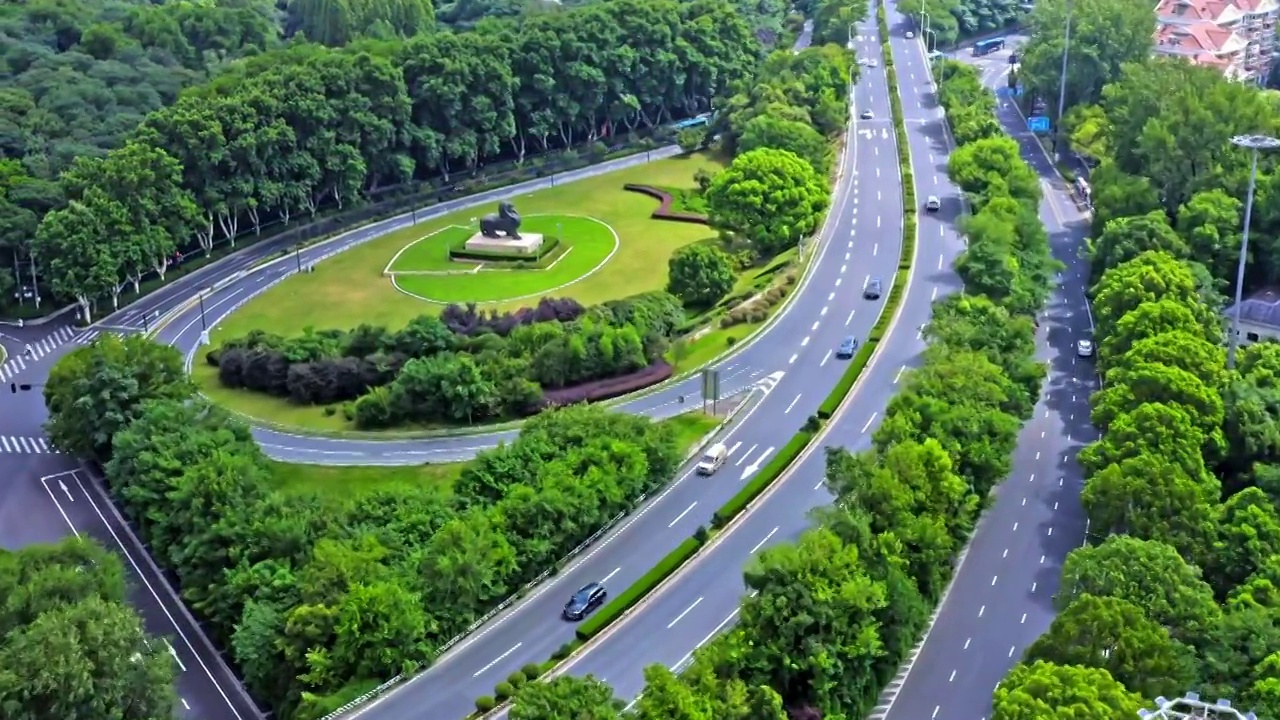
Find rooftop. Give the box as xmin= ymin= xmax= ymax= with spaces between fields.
xmin=1226 ymin=287 xmax=1280 ymax=328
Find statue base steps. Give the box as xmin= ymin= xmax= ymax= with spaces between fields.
xmin=464 ymin=232 xmax=544 ymax=255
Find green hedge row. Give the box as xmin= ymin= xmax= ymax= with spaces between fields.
xmin=447 ymin=234 xmax=562 ymax=263
xmin=710 ymin=429 xmax=818 ymax=527
xmin=575 ymin=535 xmax=705 ymax=641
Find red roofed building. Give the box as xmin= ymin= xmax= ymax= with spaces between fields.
xmin=1154 ymin=0 xmax=1279 ymax=82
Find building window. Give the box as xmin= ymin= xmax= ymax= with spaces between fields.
xmin=1248 ymin=331 xmax=1261 ymax=341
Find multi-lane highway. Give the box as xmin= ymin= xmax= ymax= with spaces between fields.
xmin=874 ymin=26 xmax=1097 ymax=720
xmin=348 ymin=16 xmax=911 ymax=719
xmin=0 ymin=13 xmax=1098 ymax=720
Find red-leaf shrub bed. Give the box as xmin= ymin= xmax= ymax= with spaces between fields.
xmin=623 ymin=184 xmax=710 ymax=225
xmin=537 ymin=361 xmax=674 ymax=409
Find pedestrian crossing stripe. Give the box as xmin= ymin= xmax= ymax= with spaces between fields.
xmin=0 ymin=326 xmax=123 ymax=382
xmin=0 ymin=436 xmax=61 ymax=454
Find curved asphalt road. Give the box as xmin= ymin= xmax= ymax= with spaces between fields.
xmin=348 ymin=13 xmax=920 ymax=720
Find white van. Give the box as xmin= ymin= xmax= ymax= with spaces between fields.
xmin=696 ymin=443 xmax=728 ymax=475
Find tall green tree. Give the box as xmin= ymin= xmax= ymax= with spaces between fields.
xmin=43 ymin=334 xmax=192 ymax=463
xmin=706 ymin=147 xmax=830 ymax=256
xmin=991 ymin=661 xmax=1143 ymax=720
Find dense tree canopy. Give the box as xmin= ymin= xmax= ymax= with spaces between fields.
xmin=706 ymin=148 xmax=831 ymax=255
xmin=0 ymin=538 xmax=175 ymax=720
xmin=41 ymin=329 xmax=691 ymax=718
xmin=19 ymin=0 xmax=771 ymax=317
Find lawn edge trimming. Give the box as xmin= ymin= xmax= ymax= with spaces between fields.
xmin=463 ymin=30 xmax=923 ymax=718
xmin=183 ymin=137 xmax=848 ymax=441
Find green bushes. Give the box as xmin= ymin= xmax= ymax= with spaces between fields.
xmin=575 ymin=535 xmax=705 ymax=641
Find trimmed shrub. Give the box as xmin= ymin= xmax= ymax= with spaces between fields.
xmin=538 ymin=362 xmax=674 ymax=408
xmin=475 ymin=696 xmax=496 ymax=713
xmin=622 ymin=184 xmax=710 ymax=224
xmin=494 ymin=681 xmax=515 ymax=700
xmin=521 ymin=663 xmax=542 ymax=679
xmin=575 ymin=535 xmax=704 ymax=641
xmin=506 ymin=671 xmax=527 ymax=687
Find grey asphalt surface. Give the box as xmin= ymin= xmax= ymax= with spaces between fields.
xmin=353 ymin=21 xmax=907 ymax=719
xmin=873 ymin=26 xmax=1096 ymax=720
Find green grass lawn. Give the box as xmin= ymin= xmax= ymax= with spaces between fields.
xmin=391 ymin=216 xmax=618 ymax=303
xmin=265 ymin=410 xmax=722 ymax=502
xmin=385 ymin=226 xmax=481 ymax=272
xmin=207 ymin=151 xmax=728 ymax=344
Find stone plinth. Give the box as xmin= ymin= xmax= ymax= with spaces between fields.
xmin=464 ymin=232 xmax=544 ymax=255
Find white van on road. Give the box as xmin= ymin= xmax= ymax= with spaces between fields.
xmin=696 ymin=443 xmax=728 ymax=475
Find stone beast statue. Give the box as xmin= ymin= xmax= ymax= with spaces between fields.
xmin=479 ymin=202 xmax=522 ymax=238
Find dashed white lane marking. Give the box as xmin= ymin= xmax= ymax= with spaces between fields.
xmin=668 ymin=501 xmax=697 ymax=528
xmin=667 ymin=597 xmax=702 ymax=629
xmin=473 ymin=643 xmax=522 ymax=678
xmin=750 ymin=527 xmax=779 ymax=554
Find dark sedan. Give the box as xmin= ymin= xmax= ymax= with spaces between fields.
xmin=563 ymin=582 xmax=608 ymax=621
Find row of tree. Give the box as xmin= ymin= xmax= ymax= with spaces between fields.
xmin=940 ymin=61 xmax=1059 ymax=316
xmin=894 ymin=0 xmax=1025 ymax=46
xmin=42 ymin=331 xmax=687 ymax=719
xmin=210 ymin=292 xmax=684 ymax=427
xmin=983 ymin=38 xmax=1280 ymax=714
xmin=0 ymin=537 xmax=177 ymax=720
xmin=498 ymin=39 xmax=1059 ymax=720
xmin=25 ymin=0 xmax=770 ymax=321
xmin=990 ymin=249 xmax=1280 ymax=717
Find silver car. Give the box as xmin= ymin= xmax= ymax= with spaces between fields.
xmin=1077 ymin=339 xmax=1094 ymax=358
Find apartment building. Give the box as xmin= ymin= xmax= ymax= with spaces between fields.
xmin=1153 ymin=0 xmax=1279 ymax=83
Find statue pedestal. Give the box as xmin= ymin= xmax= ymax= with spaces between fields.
xmin=464 ymin=232 xmax=544 ymax=255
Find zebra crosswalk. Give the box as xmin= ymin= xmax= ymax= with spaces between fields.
xmin=1 ymin=325 xmax=124 ymax=382
xmin=0 ymin=436 xmax=61 ymax=454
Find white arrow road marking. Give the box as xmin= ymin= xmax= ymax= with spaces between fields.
xmin=741 ymin=447 xmax=775 ymax=481
xmin=58 ymin=480 xmax=74 ymax=502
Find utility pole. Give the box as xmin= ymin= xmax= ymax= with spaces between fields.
xmin=1225 ymin=134 xmax=1280 ymax=369
xmin=1053 ymin=0 xmax=1074 ymax=162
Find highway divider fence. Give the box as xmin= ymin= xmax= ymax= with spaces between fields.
xmin=465 ymin=11 xmax=925 ymax=715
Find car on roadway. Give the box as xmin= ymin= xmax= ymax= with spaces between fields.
xmin=866 ymin=58 xmax=878 ymax=67
xmin=1077 ymin=339 xmax=1094 ymax=358
xmin=925 ymin=195 xmax=941 ymax=212
xmin=563 ymin=582 xmax=607 ymax=621
xmin=836 ymin=336 xmax=859 ymax=359
xmin=860 ymin=109 xmax=874 ymax=119
xmin=863 ymin=278 xmax=883 ymax=300
xmin=905 ymin=31 xmax=915 ymax=38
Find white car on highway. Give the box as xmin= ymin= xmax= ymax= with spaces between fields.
xmin=1077 ymin=339 xmax=1094 ymax=358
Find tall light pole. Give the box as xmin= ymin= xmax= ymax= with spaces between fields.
xmin=925 ymin=28 xmax=937 ymax=51
xmin=1053 ymin=0 xmax=1074 ymax=162
xmin=848 ymin=22 xmax=856 ymax=49
xmin=1226 ymin=134 xmax=1280 ymax=369
xmin=1139 ymin=692 xmax=1255 ymax=720
xmin=920 ymin=11 xmax=930 ymax=35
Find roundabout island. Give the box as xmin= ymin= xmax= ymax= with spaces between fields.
xmin=184 ymin=150 xmax=803 ymax=439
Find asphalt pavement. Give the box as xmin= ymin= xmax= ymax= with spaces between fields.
xmin=872 ymin=20 xmax=1096 ymax=720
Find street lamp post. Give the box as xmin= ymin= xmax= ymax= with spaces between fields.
xmin=847 ymin=22 xmax=856 ymax=48
xmin=920 ymin=11 xmax=930 ymax=36
xmin=1053 ymin=0 xmax=1074 ymax=162
xmin=925 ymin=28 xmax=937 ymax=52
xmin=198 ymin=292 xmax=208 ymax=332
xmin=1226 ymin=134 xmax=1280 ymax=369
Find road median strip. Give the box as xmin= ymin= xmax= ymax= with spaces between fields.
xmin=468 ymin=20 xmax=922 ymax=717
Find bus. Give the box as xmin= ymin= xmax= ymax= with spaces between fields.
xmin=973 ymin=37 xmax=1006 ymax=56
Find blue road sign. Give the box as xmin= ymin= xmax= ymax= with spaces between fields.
xmin=1027 ymin=115 xmax=1050 ymax=133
